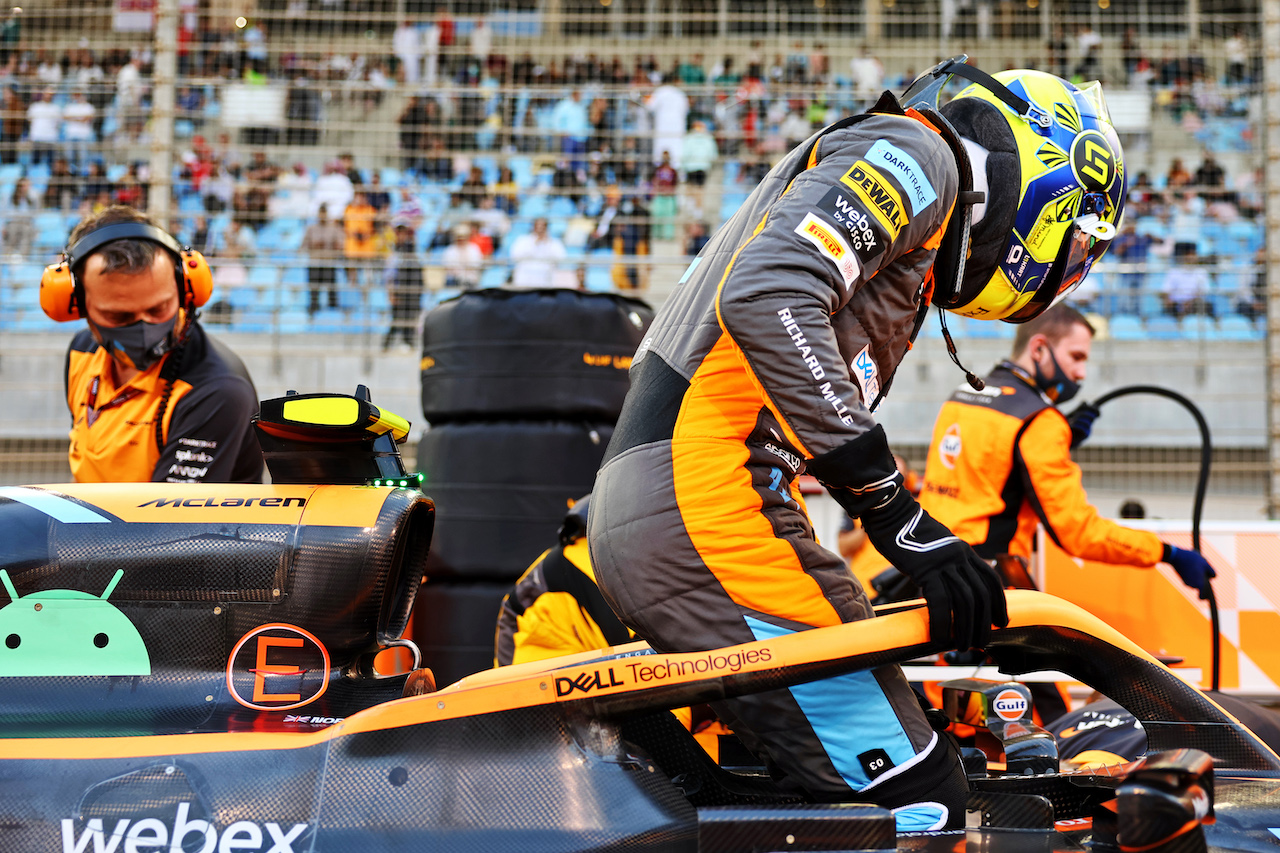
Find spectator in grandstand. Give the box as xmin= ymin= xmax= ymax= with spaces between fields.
xmin=61 ymin=89 xmax=96 ymax=168
xmin=382 ymin=223 xmax=424 ymax=351
xmin=311 ymin=160 xmax=354 ymax=219
xmin=650 ymin=149 xmax=678 ymax=241
xmin=390 ymin=188 xmax=425 ymax=232
xmin=34 ymin=49 xmax=61 ymax=86
xmin=1225 ymin=29 xmax=1251 ymax=86
xmin=454 ymin=164 xmax=488 ymax=210
xmin=849 ymin=46 xmax=884 ymax=99
xmin=472 ymin=193 xmax=510 ymax=252
xmin=202 ymin=163 xmax=235 ymax=215
xmin=26 ymin=88 xmax=60 ymax=166
xmin=550 ymin=89 xmax=591 ymax=178
xmin=510 ymin=217 xmax=567 ymax=288
xmin=2 ymin=175 xmax=39 ymax=257
xmin=1160 ymin=241 xmax=1213 ymax=318
xmin=1236 ymin=247 xmax=1266 ymax=320
xmin=441 ymin=223 xmax=483 ymax=291
xmin=1165 ymin=157 xmax=1193 ymax=189
xmin=646 ymin=74 xmax=689 ymax=167
xmin=0 ymin=85 xmax=22 ymax=165
xmin=44 ymin=157 xmax=82 ymax=212
xmin=1072 ymin=23 xmax=1102 ymax=81
xmin=421 ymin=136 xmax=453 ymax=183
xmin=683 ymin=220 xmax=709 ymax=257
xmin=270 ymin=162 xmax=313 ymax=220
xmin=343 ymin=191 xmax=379 ymax=290
xmin=590 ymin=187 xmax=649 ymax=292
xmin=83 ymin=161 xmax=111 ymax=209
xmin=244 ymin=150 xmax=282 ymax=186
xmin=112 ymin=163 xmax=147 ymax=210
xmin=213 ymin=132 xmax=243 ymax=176
xmin=1193 ymin=152 xmax=1225 ymax=197
xmin=1111 ymin=220 xmax=1157 ymax=315
xmin=0 ymin=7 xmax=20 ymax=67
xmin=115 ymin=54 xmax=145 ymax=140
xmin=54 ymin=206 xmax=262 ymax=483
xmin=1121 ymin=27 xmax=1144 ymax=85
xmin=303 ymin=204 xmax=344 ymax=315
xmin=678 ymin=53 xmax=706 ymax=86
xmin=681 ymin=119 xmax=718 ymax=219
xmin=398 ymin=94 xmax=432 ymax=174
xmin=393 ymin=19 xmax=422 ymax=85
xmin=492 ymin=165 xmax=520 ymax=215
xmin=470 ymin=15 xmax=492 ymax=71
xmin=919 ymin=303 xmax=1216 ymax=601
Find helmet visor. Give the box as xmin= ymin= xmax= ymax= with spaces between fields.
xmin=1005 ymin=221 xmax=1108 ymax=323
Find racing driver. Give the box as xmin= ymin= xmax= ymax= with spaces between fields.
xmin=588 ymin=61 xmax=1128 ymax=829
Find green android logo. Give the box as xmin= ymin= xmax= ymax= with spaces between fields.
xmin=0 ymin=569 xmax=151 ymax=677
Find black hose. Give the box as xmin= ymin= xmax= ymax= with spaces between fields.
xmin=1089 ymin=385 xmax=1220 ymax=691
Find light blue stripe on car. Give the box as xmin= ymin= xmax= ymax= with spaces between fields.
xmin=744 ymin=614 xmax=917 ymax=791
xmin=0 ymin=487 xmax=111 ymax=524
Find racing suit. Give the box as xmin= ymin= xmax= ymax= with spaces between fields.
xmin=918 ymin=362 xmax=1163 ymax=565
xmin=588 ymin=97 xmax=970 ymax=819
xmin=65 ymin=322 xmax=264 ymax=484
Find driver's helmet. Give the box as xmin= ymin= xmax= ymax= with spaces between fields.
xmin=940 ymin=69 xmax=1125 ymax=323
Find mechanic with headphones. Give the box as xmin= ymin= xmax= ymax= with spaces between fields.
xmin=42 ymin=205 xmax=264 ymax=484
xmin=588 ymin=62 xmax=1135 ymax=829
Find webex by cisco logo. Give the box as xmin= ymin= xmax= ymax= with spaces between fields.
xmin=61 ymin=803 xmax=308 ymax=853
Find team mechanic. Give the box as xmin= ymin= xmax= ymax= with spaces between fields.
xmin=588 ymin=62 xmax=1130 ymax=829
xmin=42 ymin=205 xmax=263 ymax=484
xmin=918 ymin=303 xmax=1215 ymax=597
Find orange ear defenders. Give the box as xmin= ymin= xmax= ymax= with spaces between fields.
xmin=39 ymin=222 xmax=213 ymax=322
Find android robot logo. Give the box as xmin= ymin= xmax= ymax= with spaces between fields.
xmin=0 ymin=569 xmax=151 ymax=677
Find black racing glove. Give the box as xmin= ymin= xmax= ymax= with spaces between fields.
xmin=1065 ymin=401 xmax=1102 ymax=448
xmin=807 ymin=426 xmax=1009 ymax=651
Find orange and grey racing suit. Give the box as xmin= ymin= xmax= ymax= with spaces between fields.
xmin=588 ymin=96 xmax=974 ymax=822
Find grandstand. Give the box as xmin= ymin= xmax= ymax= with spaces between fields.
xmin=0 ymin=0 xmax=1273 ymax=516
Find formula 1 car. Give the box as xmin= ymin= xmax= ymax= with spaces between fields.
xmin=0 ymin=392 xmax=1277 ymax=852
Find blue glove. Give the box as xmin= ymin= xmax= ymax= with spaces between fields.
xmin=1065 ymin=402 xmax=1101 ymax=448
xmin=1163 ymin=544 xmax=1217 ymax=600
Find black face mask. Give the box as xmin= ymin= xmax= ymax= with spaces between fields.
xmin=94 ymin=314 xmax=179 ymax=373
xmin=1033 ymin=345 xmax=1080 ymax=405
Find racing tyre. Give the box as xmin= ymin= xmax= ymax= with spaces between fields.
xmin=420 ymin=288 xmax=653 ymax=421
xmin=410 ymin=580 xmax=510 ymax=686
xmin=418 ymin=419 xmax=613 ymax=580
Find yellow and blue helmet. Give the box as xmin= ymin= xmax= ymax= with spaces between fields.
xmin=907 ymin=62 xmax=1124 ymax=323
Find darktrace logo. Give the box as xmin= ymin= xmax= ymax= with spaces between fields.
xmin=555 ymin=666 xmax=626 ymax=696
xmin=61 ymin=804 xmax=308 ymax=853
xmin=226 ymin=624 xmax=331 ymax=711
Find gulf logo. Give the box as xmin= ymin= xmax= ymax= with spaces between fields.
xmin=992 ymin=688 xmax=1030 ymax=722
xmin=939 ymin=424 xmax=961 ymax=470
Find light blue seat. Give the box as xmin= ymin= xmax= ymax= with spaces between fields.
xmin=584 ymin=265 xmax=613 ymax=292
xmin=1107 ymin=315 xmax=1145 ymax=341
xmin=479 ymin=265 xmax=510 ymax=288
xmin=1219 ymin=314 xmax=1262 ymax=341
xmin=1145 ymin=315 xmax=1182 ymax=340
xmin=1180 ymin=315 xmax=1218 ymax=339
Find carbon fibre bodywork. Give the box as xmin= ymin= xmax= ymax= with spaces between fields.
xmin=1 ymin=484 xmax=1279 ymax=852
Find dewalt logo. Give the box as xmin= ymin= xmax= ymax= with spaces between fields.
xmin=840 ymin=162 xmax=904 ymax=238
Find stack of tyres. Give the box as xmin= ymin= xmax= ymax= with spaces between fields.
xmin=414 ymin=288 xmax=653 ymax=686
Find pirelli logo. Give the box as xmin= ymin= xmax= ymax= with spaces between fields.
xmin=840 ymin=161 xmax=904 ymax=238
xmin=794 ymin=212 xmax=858 ymax=289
